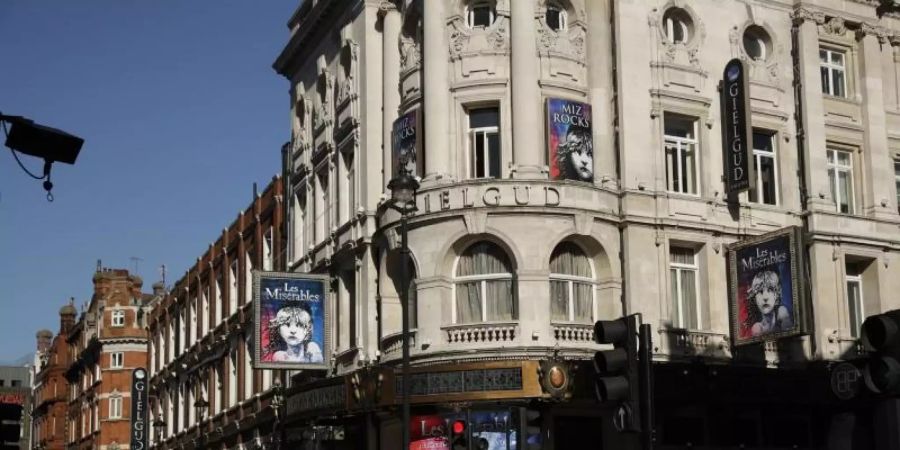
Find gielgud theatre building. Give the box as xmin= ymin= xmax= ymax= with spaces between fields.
xmin=271 ymin=0 xmax=900 ymax=448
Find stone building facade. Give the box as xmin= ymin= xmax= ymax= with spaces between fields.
xmin=146 ymin=177 xmax=285 ymax=450
xmin=64 ymin=269 xmax=155 ymax=450
xmin=273 ymin=0 xmax=900 ymax=449
xmin=30 ymin=303 xmax=76 ymax=450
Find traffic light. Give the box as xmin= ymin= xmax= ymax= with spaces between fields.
xmin=593 ymin=315 xmax=640 ymax=432
xmin=860 ymin=309 xmax=900 ymax=394
xmin=450 ymin=419 xmax=468 ymax=450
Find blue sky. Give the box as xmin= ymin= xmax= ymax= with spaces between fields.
xmin=0 ymin=0 xmax=298 ymax=362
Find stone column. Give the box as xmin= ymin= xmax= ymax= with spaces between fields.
xmin=587 ymin=0 xmax=616 ymax=186
xmin=792 ymin=9 xmax=832 ymax=211
xmin=859 ymin=28 xmax=897 ymax=218
xmin=510 ymin=0 xmax=543 ymax=179
xmin=423 ymin=0 xmax=450 ymax=182
xmin=382 ymin=3 xmax=401 ymax=190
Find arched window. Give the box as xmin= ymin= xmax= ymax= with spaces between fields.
xmin=546 ymin=3 xmax=568 ymax=32
xmin=466 ymin=0 xmax=496 ymax=28
xmin=662 ymin=8 xmax=692 ymax=45
xmin=454 ymin=242 xmax=516 ymax=323
xmin=549 ymin=242 xmax=594 ymax=323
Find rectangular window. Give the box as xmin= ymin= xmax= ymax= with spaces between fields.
xmin=111 ymin=352 xmax=124 ymax=369
xmin=229 ymin=259 xmax=239 ymax=315
xmin=468 ymin=107 xmax=501 ymax=178
xmin=827 ymin=148 xmax=855 ymax=214
xmin=10 ymin=380 xmax=20 ymax=387
xmin=293 ymin=191 xmax=307 ymax=262
xmin=109 ymin=397 xmax=122 ymax=419
xmin=670 ymin=246 xmax=701 ymax=330
xmin=664 ymin=114 xmax=699 ymax=195
xmin=820 ymin=48 xmax=847 ymax=97
xmin=315 ymin=170 xmax=329 ymax=242
xmin=846 ymin=264 xmax=865 ymax=339
xmin=263 ymin=229 xmax=274 ymax=271
xmin=111 ymin=310 xmax=125 ymax=327
xmin=749 ymin=131 xmax=778 ymax=205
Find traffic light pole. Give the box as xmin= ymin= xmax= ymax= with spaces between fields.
xmin=638 ymin=323 xmax=654 ymax=450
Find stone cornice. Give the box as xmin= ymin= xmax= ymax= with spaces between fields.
xmin=792 ymin=4 xmax=900 ymax=44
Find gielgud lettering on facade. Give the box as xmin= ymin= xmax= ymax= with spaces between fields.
xmin=419 ymin=185 xmax=563 ymax=212
xmin=130 ymin=368 xmax=148 ymax=450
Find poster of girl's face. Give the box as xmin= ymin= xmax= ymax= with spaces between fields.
xmin=254 ymin=272 xmax=328 ymax=370
xmin=547 ymin=98 xmax=593 ymax=183
xmin=728 ymin=228 xmax=804 ymax=346
xmin=392 ymin=110 xmax=421 ymax=179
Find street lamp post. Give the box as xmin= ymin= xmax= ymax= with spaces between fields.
xmin=193 ymin=397 xmax=208 ymax=449
xmin=387 ymin=172 xmax=419 ymax=450
xmin=152 ymin=418 xmax=166 ymax=449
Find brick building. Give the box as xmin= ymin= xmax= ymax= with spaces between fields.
xmin=64 ymin=269 xmax=157 ymax=450
xmin=30 ymin=302 xmax=76 ymax=450
xmin=147 ymin=177 xmax=285 ymax=450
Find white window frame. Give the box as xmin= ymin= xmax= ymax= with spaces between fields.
xmin=827 ymin=148 xmax=856 ymax=214
xmin=110 ymin=352 xmax=124 ymax=369
xmin=820 ymin=47 xmax=847 ymax=98
xmin=846 ymin=273 xmax=864 ymax=339
xmin=109 ymin=396 xmax=122 ymax=419
xmin=664 ymin=116 xmax=699 ymax=195
xmin=263 ymin=228 xmax=274 ymax=271
xmin=546 ymin=3 xmax=567 ymax=32
xmin=466 ymin=1 xmax=495 ymax=28
xmin=467 ymin=108 xmax=501 ymax=179
xmin=451 ymin=245 xmax=514 ymax=324
xmin=750 ymin=131 xmax=779 ymax=206
xmin=670 ymin=248 xmax=701 ymax=330
xmin=549 ymin=272 xmax=595 ymax=323
xmin=229 ymin=259 xmax=239 ymax=315
xmin=664 ymin=11 xmax=690 ymax=44
xmin=111 ymin=310 xmax=125 ymax=327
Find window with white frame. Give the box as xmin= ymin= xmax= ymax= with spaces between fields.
xmin=549 ymin=242 xmax=594 ymax=323
xmin=749 ymin=130 xmax=778 ymax=205
xmin=662 ymin=8 xmax=692 ymax=44
xmin=109 ymin=396 xmax=122 ymax=419
xmin=846 ymin=262 xmax=865 ymax=339
xmin=315 ymin=169 xmax=329 ymax=242
xmin=263 ymin=228 xmax=274 ymax=271
xmin=466 ymin=1 xmax=495 ymax=28
xmin=244 ymin=251 xmax=253 ymax=305
xmin=664 ymin=114 xmax=699 ymax=195
xmin=546 ymin=3 xmax=567 ymax=32
xmin=454 ymin=241 xmax=516 ymax=323
xmin=229 ymin=259 xmax=238 ymax=315
xmin=215 ymin=274 xmax=224 ymax=324
xmin=670 ymin=246 xmax=701 ymax=330
xmin=827 ymin=147 xmax=855 ymax=214
xmin=243 ymin=335 xmax=253 ymax=400
xmin=111 ymin=310 xmax=125 ymax=327
xmin=467 ymin=107 xmax=501 ymax=178
xmin=743 ymin=25 xmax=771 ymax=61
xmin=201 ymin=286 xmax=209 ymax=336
xmin=820 ymin=47 xmax=847 ymax=98
xmin=110 ymin=352 xmax=124 ymax=369
xmin=293 ymin=191 xmax=307 ymax=262
xmin=894 ymin=160 xmax=900 ymax=213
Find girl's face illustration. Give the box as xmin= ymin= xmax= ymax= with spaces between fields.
xmin=564 ymin=134 xmax=593 ymax=180
xmin=754 ymin=287 xmax=777 ymax=315
xmin=279 ymin=320 xmax=308 ymax=347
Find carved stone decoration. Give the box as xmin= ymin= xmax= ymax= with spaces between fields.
xmin=399 ymin=33 xmax=421 ymax=73
xmin=651 ymin=4 xmax=705 ymax=70
xmin=856 ymin=22 xmax=889 ymax=43
xmin=337 ymin=39 xmax=359 ymax=106
xmin=313 ymin=69 xmax=334 ymax=132
xmin=790 ymin=7 xmax=826 ymax=26
xmin=823 ymin=16 xmax=846 ymax=36
xmin=448 ymin=21 xmax=471 ymax=60
xmin=486 ymin=19 xmax=508 ymax=51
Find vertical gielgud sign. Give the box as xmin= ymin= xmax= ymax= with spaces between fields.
xmin=392 ymin=110 xmax=422 ymax=179
xmin=722 ymin=58 xmax=755 ymax=195
xmin=727 ymin=227 xmax=806 ymax=346
xmin=130 ymin=368 xmax=148 ymax=450
xmin=547 ymin=98 xmax=594 ymax=183
xmin=254 ymin=271 xmax=329 ymax=370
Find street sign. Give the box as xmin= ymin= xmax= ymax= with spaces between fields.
xmin=721 ymin=58 xmax=755 ymax=195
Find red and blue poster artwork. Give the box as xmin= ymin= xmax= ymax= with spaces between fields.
xmin=728 ymin=227 xmax=805 ymax=346
xmin=254 ymin=271 xmax=329 ymax=370
xmin=547 ymin=98 xmax=593 ymax=182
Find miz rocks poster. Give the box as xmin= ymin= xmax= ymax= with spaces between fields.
xmin=254 ymin=271 xmax=329 ymax=370
xmin=727 ymin=227 xmax=805 ymax=346
xmin=392 ymin=109 xmax=422 ymax=179
xmin=547 ymin=98 xmax=593 ymax=183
